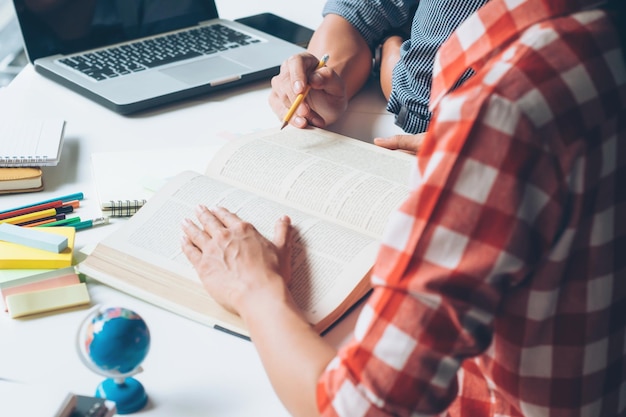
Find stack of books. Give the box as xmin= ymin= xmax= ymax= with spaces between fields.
xmin=0 ymin=118 xmax=66 ymax=194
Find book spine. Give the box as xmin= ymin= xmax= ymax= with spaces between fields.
xmin=101 ymin=200 xmax=147 ymax=217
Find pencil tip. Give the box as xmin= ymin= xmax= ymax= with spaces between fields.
xmin=280 ymin=121 xmax=288 ymax=130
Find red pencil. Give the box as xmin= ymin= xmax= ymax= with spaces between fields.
xmin=0 ymin=200 xmax=64 ymax=220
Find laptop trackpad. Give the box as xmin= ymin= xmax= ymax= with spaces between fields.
xmin=159 ymin=57 xmax=248 ymax=85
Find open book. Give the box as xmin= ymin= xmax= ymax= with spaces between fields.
xmin=78 ymin=127 xmax=414 ymax=339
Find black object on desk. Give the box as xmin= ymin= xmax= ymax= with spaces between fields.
xmin=69 ymin=394 xmax=116 ymax=417
xmin=236 ymin=13 xmax=314 ymax=48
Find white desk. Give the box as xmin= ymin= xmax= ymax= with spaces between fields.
xmin=0 ymin=2 xmax=402 ymax=416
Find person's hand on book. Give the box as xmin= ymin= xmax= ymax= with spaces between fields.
xmin=181 ymin=205 xmax=293 ymax=315
xmin=181 ymin=204 xmax=336 ymax=416
xmin=269 ymin=52 xmax=347 ymax=129
xmin=373 ymin=132 xmax=426 ymax=154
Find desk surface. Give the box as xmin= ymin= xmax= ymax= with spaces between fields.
xmin=0 ymin=2 xmax=403 ymax=416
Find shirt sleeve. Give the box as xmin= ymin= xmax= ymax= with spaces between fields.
xmin=317 ymin=82 xmax=561 ymax=416
xmin=322 ymin=0 xmax=418 ymax=48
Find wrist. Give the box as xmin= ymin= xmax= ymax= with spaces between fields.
xmin=371 ymin=33 xmax=404 ymax=77
xmin=237 ymin=276 xmax=298 ymax=323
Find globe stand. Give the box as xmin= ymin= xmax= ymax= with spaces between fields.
xmin=96 ymin=377 xmax=148 ymax=415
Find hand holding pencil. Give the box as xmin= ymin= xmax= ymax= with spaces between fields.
xmin=280 ymin=54 xmax=330 ymax=130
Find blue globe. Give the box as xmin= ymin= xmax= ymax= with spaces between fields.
xmin=82 ymin=307 xmax=150 ymax=377
xmin=78 ymin=306 xmax=151 ymax=414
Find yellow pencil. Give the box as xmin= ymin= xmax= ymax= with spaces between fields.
xmin=280 ymin=54 xmax=329 ymax=130
xmin=0 ymin=208 xmax=59 ymax=225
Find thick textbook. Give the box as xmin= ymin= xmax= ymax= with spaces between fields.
xmin=0 ymin=119 xmax=66 ymax=167
xmin=79 ymin=128 xmax=414 ymax=338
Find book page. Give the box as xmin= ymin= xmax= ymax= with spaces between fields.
xmin=85 ymin=171 xmax=378 ymax=334
xmin=206 ymin=127 xmax=414 ymax=238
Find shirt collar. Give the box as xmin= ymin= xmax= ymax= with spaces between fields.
xmin=429 ymin=0 xmax=607 ymax=111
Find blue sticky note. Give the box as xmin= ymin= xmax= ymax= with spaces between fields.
xmin=0 ymin=223 xmax=68 ymax=253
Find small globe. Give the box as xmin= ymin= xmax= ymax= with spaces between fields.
xmin=80 ymin=307 xmax=150 ymax=377
xmin=77 ymin=306 xmax=150 ymax=414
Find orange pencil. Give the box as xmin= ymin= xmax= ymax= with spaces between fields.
xmin=64 ymin=200 xmax=81 ymax=209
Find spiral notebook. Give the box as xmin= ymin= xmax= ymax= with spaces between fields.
xmin=0 ymin=119 xmax=66 ymax=167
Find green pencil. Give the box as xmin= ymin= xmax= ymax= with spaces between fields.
xmin=36 ymin=216 xmax=81 ymax=227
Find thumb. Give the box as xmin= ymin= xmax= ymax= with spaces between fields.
xmin=272 ymin=215 xmax=291 ymax=250
xmin=273 ymin=215 xmax=293 ymax=284
xmin=374 ymin=133 xmax=425 ymax=154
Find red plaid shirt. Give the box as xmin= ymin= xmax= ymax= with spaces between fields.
xmin=317 ymin=1 xmax=626 ymax=416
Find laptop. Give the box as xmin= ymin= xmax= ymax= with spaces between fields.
xmin=11 ymin=0 xmax=305 ymax=114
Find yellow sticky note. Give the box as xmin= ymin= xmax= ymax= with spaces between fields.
xmin=0 ymin=227 xmax=75 ymax=269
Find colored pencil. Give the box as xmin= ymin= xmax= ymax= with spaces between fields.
xmin=36 ymin=217 xmax=81 ymax=227
xmin=0 ymin=192 xmax=84 ymax=215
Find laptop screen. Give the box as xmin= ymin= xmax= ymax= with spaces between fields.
xmin=13 ymin=0 xmax=219 ymax=61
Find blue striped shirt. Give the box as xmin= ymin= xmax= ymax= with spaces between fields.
xmin=323 ymin=0 xmax=489 ymax=133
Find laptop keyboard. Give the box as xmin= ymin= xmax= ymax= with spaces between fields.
xmin=58 ymin=24 xmax=261 ymax=81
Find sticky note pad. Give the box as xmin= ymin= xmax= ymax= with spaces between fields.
xmin=1 ymin=269 xmax=80 ymax=312
xmin=6 ymin=283 xmax=90 ymax=318
xmin=0 ymin=269 xmax=55 ymax=286
xmin=0 ymin=227 xmax=75 ymax=269
xmin=0 ymin=267 xmax=76 ymax=289
xmin=0 ymin=223 xmax=68 ymax=253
